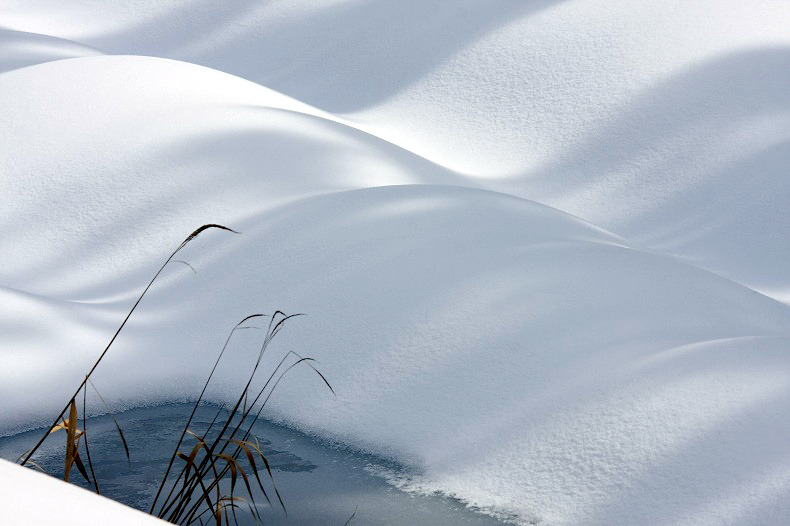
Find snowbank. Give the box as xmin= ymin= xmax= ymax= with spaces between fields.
xmin=2 ymin=2 xmax=790 ymax=525
xmin=0 ymin=459 xmax=167 ymax=525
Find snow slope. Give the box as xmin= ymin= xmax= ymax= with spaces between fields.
xmin=0 ymin=29 xmax=103 ymax=74
xmin=2 ymin=2 xmax=790 ymax=525
xmin=4 ymin=0 xmax=790 ymax=299
xmin=0 ymin=459 xmax=168 ymax=525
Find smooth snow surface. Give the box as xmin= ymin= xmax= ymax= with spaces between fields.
xmin=2 ymin=2 xmax=790 ymax=525
xmin=0 ymin=459 xmax=168 ymax=525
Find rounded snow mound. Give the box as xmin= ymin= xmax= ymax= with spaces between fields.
xmin=2 ymin=183 xmax=790 ymax=525
xmin=0 ymin=55 xmax=458 ymax=298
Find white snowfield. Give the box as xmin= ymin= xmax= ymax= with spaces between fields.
xmin=1 ymin=1 xmax=790 ymax=525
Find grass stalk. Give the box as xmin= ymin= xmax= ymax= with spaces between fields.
xmin=19 ymin=225 xmax=237 ymax=468
xmin=156 ymin=313 xmax=334 ymax=525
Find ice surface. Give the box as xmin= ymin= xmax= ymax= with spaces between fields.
xmin=2 ymin=2 xmax=790 ymax=524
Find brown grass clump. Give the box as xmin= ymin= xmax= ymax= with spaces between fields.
xmin=151 ymin=311 xmax=334 ymax=525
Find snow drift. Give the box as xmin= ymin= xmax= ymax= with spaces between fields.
xmin=2 ymin=2 xmax=790 ymax=525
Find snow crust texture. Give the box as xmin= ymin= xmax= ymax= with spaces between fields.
xmin=2 ymin=2 xmax=790 ymax=524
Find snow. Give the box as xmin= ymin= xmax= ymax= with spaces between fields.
xmin=0 ymin=29 xmax=103 ymax=74
xmin=1 ymin=2 xmax=790 ymax=524
xmin=0 ymin=459 xmax=168 ymax=525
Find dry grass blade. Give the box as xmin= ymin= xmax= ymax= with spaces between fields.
xmin=173 ymin=260 xmax=197 ymax=274
xmin=181 ymin=224 xmax=239 ymax=248
xmin=194 ymin=470 xmax=217 ymax=524
xmin=175 ymin=443 xmax=220 ymax=525
xmin=64 ymin=399 xmax=78 ymax=482
xmin=233 ymin=464 xmax=259 ymax=522
xmin=57 ymin=400 xmax=93 ymax=485
xmin=216 ymin=455 xmax=246 ymax=525
xmin=225 ymin=439 xmax=271 ymax=507
xmin=257 ymin=356 xmax=333 ymax=414
xmin=49 ymin=420 xmax=69 ymax=434
xmin=248 ymin=437 xmax=286 ymax=514
xmin=167 ymin=430 xmax=224 ymax=523
xmin=21 ymin=224 xmax=238 ymax=469
xmin=344 ymin=505 xmax=359 ymax=526
xmin=83 ymin=381 xmax=100 ymax=494
xmin=88 ymin=379 xmax=130 ymax=464
xmin=73 ymin=448 xmax=91 ymax=483
xmin=180 ymin=443 xmax=202 ymax=496
xmin=185 ymin=429 xmax=208 ymax=445
xmin=301 ymin=357 xmax=336 ymax=397
xmin=204 ymin=404 xmax=228 ymax=440
xmin=216 ymin=454 xmax=238 ymax=498
xmin=191 ymin=497 xmax=245 ymax=526
xmin=14 ymin=447 xmax=49 ymax=474
xmin=267 ymin=312 xmax=304 ymax=344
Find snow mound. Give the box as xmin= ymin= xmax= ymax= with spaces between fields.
xmin=2 ymin=183 xmax=790 ymax=525
xmin=5 ymin=2 xmax=790 ymax=298
xmin=0 ymin=55 xmax=456 ymax=297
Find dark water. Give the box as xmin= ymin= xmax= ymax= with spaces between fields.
xmin=0 ymin=404 xmax=511 ymax=525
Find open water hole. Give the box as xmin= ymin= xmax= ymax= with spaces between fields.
xmin=0 ymin=404 xmax=512 ymax=525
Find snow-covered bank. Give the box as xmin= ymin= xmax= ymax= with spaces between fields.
xmin=2 ymin=1 xmax=790 ymax=524
xmin=0 ymin=459 xmax=167 ymax=525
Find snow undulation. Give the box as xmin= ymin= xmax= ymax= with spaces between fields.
xmin=2 ymin=2 xmax=790 ymax=524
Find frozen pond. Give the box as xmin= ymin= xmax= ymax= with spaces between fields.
xmin=0 ymin=404 xmax=511 ymax=525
